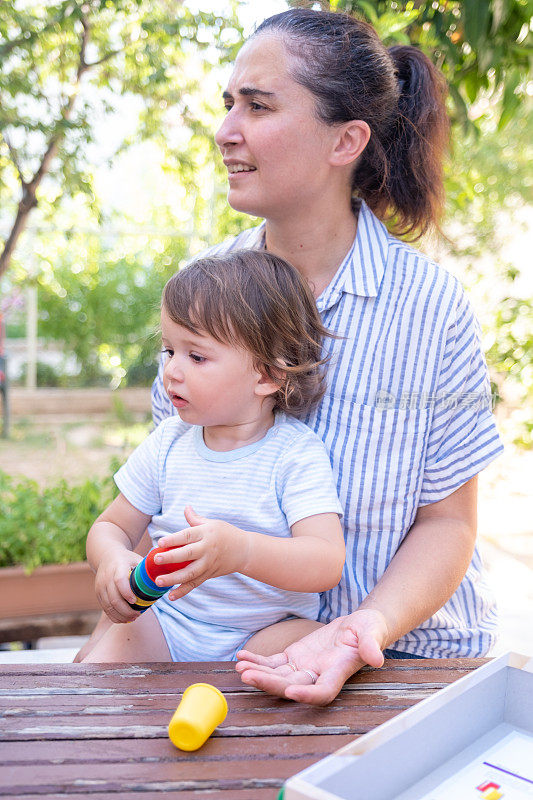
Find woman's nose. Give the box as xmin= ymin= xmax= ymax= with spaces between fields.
xmin=215 ymin=110 xmax=244 ymax=151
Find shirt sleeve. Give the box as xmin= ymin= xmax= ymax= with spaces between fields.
xmin=418 ymin=285 xmax=503 ymax=505
xmin=276 ymin=432 xmax=343 ymax=528
xmin=151 ymin=352 xmax=175 ymax=427
xmin=114 ymin=422 xmax=166 ymax=516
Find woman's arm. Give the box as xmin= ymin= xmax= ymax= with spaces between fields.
xmin=236 ymin=476 xmax=478 ymax=705
xmin=358 ymin=476 xmax=477 ymax=642
xmin=155 ymin=507 xmax=345 ymax=598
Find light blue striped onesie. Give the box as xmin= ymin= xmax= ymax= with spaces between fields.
xmin=114 ymin=412 xmax=342 ymax=661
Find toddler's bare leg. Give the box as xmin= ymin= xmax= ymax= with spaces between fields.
xmin=73 ymin=612 xmax=112 ymax=662
xmin=75 ymin=530 xmax=153 ymax=663
xmin=244 ymin=619 xmax=323 ymax=657
xmin=81 ymin=608 xmax=172 ymax=663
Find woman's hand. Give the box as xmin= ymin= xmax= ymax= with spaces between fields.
xmin=155 ymin=506 xmax=243 ymax=600
xmin=94 ymin=550 xmax=142 ymax=624
xmin=235 ymin=609 xmax=388 ymax=706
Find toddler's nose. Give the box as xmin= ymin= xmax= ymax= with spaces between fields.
xmin=165 ymin=359 xmax=184 ymax=382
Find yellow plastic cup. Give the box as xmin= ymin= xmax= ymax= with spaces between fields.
xmin=168 ymin=683 xmax=228 ymax=751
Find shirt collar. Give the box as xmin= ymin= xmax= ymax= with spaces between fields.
xmin=252 ymin=221 xmax=267 ymax=250
xmin=343 ymin=200 xmax=389 ymax=298
xmin=255 ymin=200 xmax=388 ymax=310
xmin=312 ymin=201 xmax=390 ymax=313
xmin=318 ymin=201 xmax=388 ymax=309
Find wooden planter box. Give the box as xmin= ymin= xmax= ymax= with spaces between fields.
xmin=0 ymin=561 xmax=98 ymax=618
xmin=0 ymin=561 xmax=100 ymax=644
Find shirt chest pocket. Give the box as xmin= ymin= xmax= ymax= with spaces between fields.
xmin=317 ymin=396 xmax=431 ymax=534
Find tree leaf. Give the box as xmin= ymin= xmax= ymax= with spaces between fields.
xmin=463 ymin=0 xmax=491 ymax=50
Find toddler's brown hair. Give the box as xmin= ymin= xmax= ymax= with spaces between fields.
xmin=162 ymin=250 xmax=331 ymax=416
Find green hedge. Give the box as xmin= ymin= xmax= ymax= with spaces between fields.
xmin=0 ymin=464 xmax=120 ymax=572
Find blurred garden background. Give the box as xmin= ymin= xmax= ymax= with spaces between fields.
xmin=0 ymin=0 xmax=531 ymax=656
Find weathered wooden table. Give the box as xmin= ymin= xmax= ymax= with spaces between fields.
xmin=0 ymin=659 xmax=486 ymax=798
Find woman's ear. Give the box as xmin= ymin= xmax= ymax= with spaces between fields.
xmin=330 ymin=119 xmax=371 ymax=167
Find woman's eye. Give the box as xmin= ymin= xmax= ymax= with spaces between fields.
xmin=189 ymin=353 xmax=205 ymax=363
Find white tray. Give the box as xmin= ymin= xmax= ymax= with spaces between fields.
xmin=284 ymin=652 xmax=533 ymax=800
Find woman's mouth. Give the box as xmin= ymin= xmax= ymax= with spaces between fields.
xmin=227 ymin=163 xmax=257 ymax=177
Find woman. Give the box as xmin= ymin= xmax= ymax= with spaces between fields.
xmin=80 ymin=8 xmax=503 ymax=703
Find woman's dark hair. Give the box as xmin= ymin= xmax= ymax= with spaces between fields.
xmin=255 ymin=9 xmax=449 ymax=239
xmin=162 ymin=250 xmax=331 ymax=415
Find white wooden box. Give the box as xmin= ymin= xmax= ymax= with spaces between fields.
xmin=284 ymin=652 xmax=533 ymax=800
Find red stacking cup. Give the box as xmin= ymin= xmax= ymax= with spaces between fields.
xmin=145 ymin=545 xmax=193 ymax=581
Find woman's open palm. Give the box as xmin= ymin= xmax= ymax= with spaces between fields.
xmin=235 ymin=609 xmax=388 ymax=706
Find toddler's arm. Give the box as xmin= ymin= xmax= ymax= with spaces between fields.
xmin=242 ymin=512 xmax=345 ymax=591
xmin=155 ymin=507 xmax=345 ymax=600
xmin=87 ymin=493 xmax=152 ymax=623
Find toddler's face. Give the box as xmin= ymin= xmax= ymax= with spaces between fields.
xmin=161 ymin=306 xmax=272 ymax=428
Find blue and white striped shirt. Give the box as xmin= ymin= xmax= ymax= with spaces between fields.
xmin=152 ymin=200 xmax=503 ymax=657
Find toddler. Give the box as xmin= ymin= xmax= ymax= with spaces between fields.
xmin=84 ymin=250 xmax=345 ymax=664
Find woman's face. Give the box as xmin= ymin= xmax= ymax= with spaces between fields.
xmin=215 ymin=34 xmax=338 ymax=221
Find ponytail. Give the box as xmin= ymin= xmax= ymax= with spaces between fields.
xmin=255 ymin=10 xmax=450 ymax=239
xmin=354 ymin=46 xmax=449 ymax=238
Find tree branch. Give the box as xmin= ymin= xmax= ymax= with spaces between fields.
xmin=0 ymin=131 xmax=27 ymax=187
xmin=0 ymin=12 xmax=65 ymax=61
xmin=85 ymin=47 xmax=124 ymax=69
xmin=77 ymin=10 xmax=90 ymax=76
xmin=0 ymin=9 xmax=92 ymax=279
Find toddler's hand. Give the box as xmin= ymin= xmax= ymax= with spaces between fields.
xmin=94 ymin=550 xmax=142 ymax=624
xmin=155 ymin=506 xmax=244 ymax=600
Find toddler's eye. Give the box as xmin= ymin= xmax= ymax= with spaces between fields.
xmin=189 ymin=353 xmax=205 ymax=363
xmin=162 ymin=347 xmax=174 ymax=358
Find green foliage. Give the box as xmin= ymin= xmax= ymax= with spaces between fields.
xmin=34 ymin=233 xmax=184 ymax=386
xmin=485 ymin=297 xmax=533 ymax=447
xmin=2 ymin=189 xmax=257 ymax=390
xmin=17 ymin=361 xmax=62 ymax=387
xmin=321 ymin=0 xmax=532 ymax=133
xmin=0 ymin=0 xmax=244 ymax=276
xmin=0 ymin=1 xmax=252 ymax=384
xmin=440 ymin=100 xmax=532 ymax=443
xmin=5 ymin=319 xmax=25 ymax=338
xmin=0 ymin=463 xmax=120 ymax=571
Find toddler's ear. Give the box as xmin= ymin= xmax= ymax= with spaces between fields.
xmin=255 ymin=367 xmax=283 ymax=399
